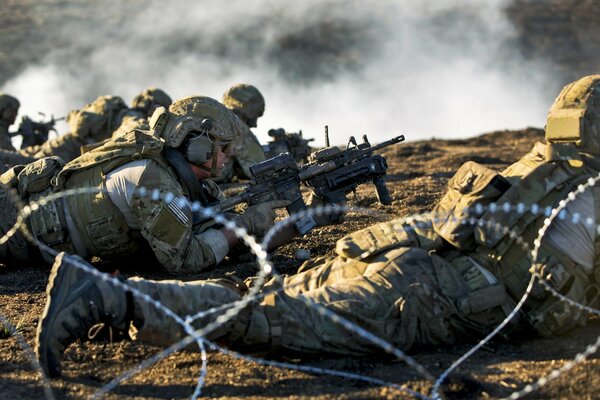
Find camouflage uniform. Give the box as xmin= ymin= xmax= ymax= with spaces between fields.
xmin=0 ymin=96 xmax=252 ymax=274
xmin=216 ymin=84 xmax=266 ymax=182
xmin=0 ymin=94 xmax=20 ymax=152
xmin=0 ymin=89 xmax=172 ymax=168
xmin=0 ymin=95 xmax=130 ymax=168
xmin=35 ymin=76 xmax=600 ymax=377
xmin=110 ymin=87 xmax=172 ymax=140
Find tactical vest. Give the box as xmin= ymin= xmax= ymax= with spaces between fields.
xmin=47 ymin=130 xmax=220 ymax=260
xmin=467 ymin=143 xmax=600 ymax=335
xmin=335 ymin=142 xmax=600 ymax=336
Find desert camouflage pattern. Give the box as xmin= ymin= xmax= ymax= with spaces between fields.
xmin=215 ymin=121 xmax=266 ymax=181
xmin=153 ymin=96 xmax=240 ymax=149
xmin=131 ymin=87 xmax=172 ymax=117
xmin=0 ymin=130 xmax=226 ymax=273
xmin=128 ymin=243 xmax=504 ymax=354
xmin=128 ymin=137 xmax=600 ymax=352
xmin=222 ymin=84 xmax=265 ymax=127
xmin=546 ymin=75 xmax=600 ymax=155
xmin=0 ymin=96 xmax=143 ymax=167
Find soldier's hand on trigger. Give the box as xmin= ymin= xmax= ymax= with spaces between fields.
xmin=236 ymin=199 xmax=291 ymax=237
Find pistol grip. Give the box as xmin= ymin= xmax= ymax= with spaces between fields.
xmin=374 ymin=177 xmax=392 ymax=205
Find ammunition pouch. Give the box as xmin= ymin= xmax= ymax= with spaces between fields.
xmin=523 ymin=249 xmax=600 ymax=337
xmin=16 ymin=156 xmax=65 ymax=195
xmin=433 ymin=161 xmax=510 ymax=250
xmin=447 ymin=253 xmax=516 ymax=327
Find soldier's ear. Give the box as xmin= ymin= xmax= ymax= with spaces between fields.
xmin=149 ymin=106 xmax=169 ymax=137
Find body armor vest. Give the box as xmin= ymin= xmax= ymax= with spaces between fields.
xmin=467 ymin=142 xmax=600 ymax=335
xmin=50 ymin=130 xmax=219 ymax=260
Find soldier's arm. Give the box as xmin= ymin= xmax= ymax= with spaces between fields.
xmin=335 ymin=214 xmax=444 ymax=259
xmin=127 ymin=161 xmax=230 ymax=274
xmin=22 ymin=132 xmax=85 ymax=162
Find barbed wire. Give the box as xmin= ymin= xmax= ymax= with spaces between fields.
xmin=0 ymin=177 xmax=599 ymax=399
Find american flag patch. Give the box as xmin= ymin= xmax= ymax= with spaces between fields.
xmin=167 ymin=197 xmax=190 ymax=225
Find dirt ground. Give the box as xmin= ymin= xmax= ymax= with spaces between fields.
xmin=2 ymin=0 xmax=600 ymax=399
xmin=1 ymin=128 xmax=600 ymax=400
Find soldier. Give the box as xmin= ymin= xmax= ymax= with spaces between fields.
xmin=215 ymin=84 xmax=267 ymax=182
xmin=130 ymin=87 xmax=173 ymax=120
xmin=0 ymin=89 xmax=173 ymax=168
xmin=110 ymin=87 xmax=173 ymax=138
xmin=0 ymin=95 xmax=286 ymax=273
xmin=36 ymin=75 xmax=600 ymax=377
xmin=0 ymin=93 xmax=20 ymax=152
xmin=0 ymin=95 xmax=129 ymax=167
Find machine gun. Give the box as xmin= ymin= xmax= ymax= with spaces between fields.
xmin=298 ymin=126 xmax=404 ymax=205
xmin=12 ymin=114 xmax=64 ymax=148
xmin=215 ymin=127 xmax=404 ymax=235
xmin=215 ymin=152 xmax=317 ymax=235
xmin=263 ymin=128 xmax=315 ymax=163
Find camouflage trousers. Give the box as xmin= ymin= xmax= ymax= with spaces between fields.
xmin=128 ymin=247 xmax=508 ymax=355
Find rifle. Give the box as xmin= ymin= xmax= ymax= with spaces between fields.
xmin=12 ymin=114 xmax=64 ymax=148
xmin=216 ymin=152 xmax=317 ymax=235
xmin=298 ymin=126 xmax=404 ymax=205
xmin=215 ymin=127 xmax=404 ymax=235
xmin=262 ymin=128 xmax=315 ymax=163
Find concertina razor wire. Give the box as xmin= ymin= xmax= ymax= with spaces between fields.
xmin=0 ymin=174 xmax=599 ymax=399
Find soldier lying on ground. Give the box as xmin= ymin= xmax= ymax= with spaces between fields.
xmin=0 ymin=88 xmax=173 ymax=167
xmin=215 ymin=84 xmax=266 ymax=182
xmin=0 ymin=96 xmax=288 ymax=274
xmin=35 ymin=75 xmax=600 ymax=377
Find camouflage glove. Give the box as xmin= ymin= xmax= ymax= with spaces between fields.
xmin=235 ymin=199 xmax=290 ymax=237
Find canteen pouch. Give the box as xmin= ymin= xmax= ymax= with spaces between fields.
xmin=432 ymin=161 xmax=510 ymax=250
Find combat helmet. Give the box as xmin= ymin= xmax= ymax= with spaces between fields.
xmin=131 ymin=87 xmax=172 ymax=117
xmin=222 ymin=84 xmax=265 ymax=128
xmin=546 ymin=75 xmax=600 ymax=155
xmin=66 ymin=95 xmax=128 ymax=142
xmin=0 ymin=93 xmax=20 ymax=124
xmin=149 ymin=95 xmax=239 ymax=176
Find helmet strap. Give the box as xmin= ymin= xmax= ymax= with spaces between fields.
xmin=210 ymin=138 xmax=220 ymax=177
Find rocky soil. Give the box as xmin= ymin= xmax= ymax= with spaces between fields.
xmin=1 ymin=128 xmax=600 ymax=399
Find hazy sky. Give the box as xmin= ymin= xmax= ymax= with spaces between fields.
xmin=2 ymin=0 xmax=559 ymax=146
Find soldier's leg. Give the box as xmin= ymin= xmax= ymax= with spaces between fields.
xmin=256 ymin=247 xmax=474 ymax=355
xmin=276 ymin=254 xmax=371 ymax=296
xmin=36 ymin=254 xmax=261 ymax=376
xmin=126 ymin=277 xmax=248 ymax=347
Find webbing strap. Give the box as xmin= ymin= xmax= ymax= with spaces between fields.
xmin=263 ymin=293 xmax=282 ymax=350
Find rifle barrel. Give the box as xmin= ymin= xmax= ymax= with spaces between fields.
xmin=368 ymin=135 xmax=405 ymax=152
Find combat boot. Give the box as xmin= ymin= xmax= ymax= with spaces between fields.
xmin=36 ymin=252 xmax=130 ymax=377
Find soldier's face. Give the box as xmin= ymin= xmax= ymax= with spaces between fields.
xmin=190 ymin=146 xmax=229 ymax=179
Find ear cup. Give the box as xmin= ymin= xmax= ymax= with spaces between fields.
xmin=185 ymin=134 xmax=214 ymax=164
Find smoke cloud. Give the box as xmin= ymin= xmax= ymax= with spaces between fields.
xmin=2 ymin=0 xmax=559 ymax=146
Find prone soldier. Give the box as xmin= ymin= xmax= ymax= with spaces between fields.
xmin=0 ymin=96 xmax=286 ymax=274
xmin=263 ymin=127 xmax=315 ymax=163
xmin=215 ymin=84 xmax=267 ymax=182
xmin=0 ymin=88 xmax=173 ymax=168
xmin=36 ymin=75 xmax=600 ymax=377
